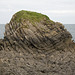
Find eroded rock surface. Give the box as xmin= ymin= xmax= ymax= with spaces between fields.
xmin=0 ymin=10 xmax=75 ymax=75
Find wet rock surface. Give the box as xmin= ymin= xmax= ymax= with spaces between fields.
xmin=0 ymin=10 xmax=75 ymax=75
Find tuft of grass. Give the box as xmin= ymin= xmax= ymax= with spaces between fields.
xmin=11 ymin=10 xmax=50 ymax=23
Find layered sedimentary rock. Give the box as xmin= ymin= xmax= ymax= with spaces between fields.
xmin=0 ymin=10 xmax=75 ymax=75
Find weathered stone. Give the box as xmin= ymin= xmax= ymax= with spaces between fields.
xmin=0 ymin=10 xmax=75 ymax=75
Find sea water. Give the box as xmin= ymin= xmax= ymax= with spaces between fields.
xmin=0 ymin=24 xmax=75 ymax=41
xmin=0 ymin=24 xmax=5 ymax=38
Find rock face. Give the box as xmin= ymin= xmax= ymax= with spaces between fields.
xmin=0 ymin=10 xmax=75 ymax=75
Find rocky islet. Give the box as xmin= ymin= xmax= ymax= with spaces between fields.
xmin=0 ymin=10 xmax=75 ymax=75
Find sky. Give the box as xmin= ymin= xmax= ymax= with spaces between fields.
xmin=0 ymin=0 xmax=75 ymax=24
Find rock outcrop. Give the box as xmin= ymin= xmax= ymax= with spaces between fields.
xmin=0 ymin=10 xmax=75 ymax=75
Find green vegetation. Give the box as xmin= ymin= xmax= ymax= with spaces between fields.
xmin=11 ymin=10 xmax=50 ymax=23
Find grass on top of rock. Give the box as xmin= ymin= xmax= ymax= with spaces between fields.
xmin=11 ymin=10 xmax=50 ymax=23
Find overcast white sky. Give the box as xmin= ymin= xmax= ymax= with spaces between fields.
xmin=0 ymin=0 xmax=75 ymax=24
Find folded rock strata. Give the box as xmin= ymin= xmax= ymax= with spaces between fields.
xmin=0 ymin=10 xmax=75 ymax=75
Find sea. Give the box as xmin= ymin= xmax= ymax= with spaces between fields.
xmin=0 ymin=24 xmax=75 ymax=41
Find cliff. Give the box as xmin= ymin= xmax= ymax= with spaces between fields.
xmin=0 ymin=10 xmax=75 ymax=75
